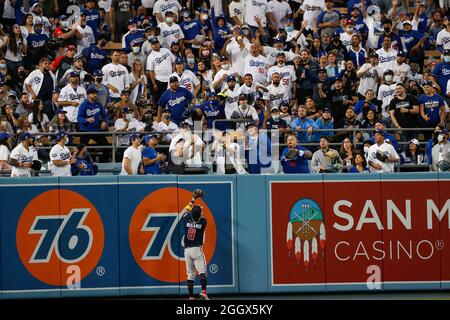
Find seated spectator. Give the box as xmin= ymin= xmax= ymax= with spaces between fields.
xmin=400 ymin=139 xmax=425 ymax=165
xmin=112 ymin=89 xmax=137 ymax=121
xmin=314 ymin=107 xmax=334 ymax=142
xmin=49 ymin=109 xmax=74 ymax=134
xmin=152 ymin=108 xmax=179 ymax=145
xmin=71 ymin=143 xmax=98 ymax=176
xmin=266 ymin=107 xmax=289 ymax=145
xmin=339 ymin=137 xmax=357 ymax=168
xmin=142 ymin=134 xmax=167 ymax=175
xmin=360 ymin=109 xmax=378 ymax=141
xmin=279 ymin=100 xmax=292 ymax=127
xmin=28 ymin=99 xmax=50 ymax=132
xmin=348 ymin=151 xmax=370 ymax=173
xmin=367 ymin=129 xmax=400 ymax=173
xmin=280 ymin=133 xmax=312 ymax=174
xmin=354 ymin=89 xmax=378 ymax=117
xmin=158 ymin=76 xmax=195 ymax=126
xmin=230 ymin=94 xmax=259 ymax=131
xmin=0 ymin=132 xmax=12 ymax=173
xmin=305 ymin=97 xmax=321 ymax=121
xmin=311 ymin=136 xmax=343 ymax=173
xmin=291 ymin=105 xmax=318 ymax=145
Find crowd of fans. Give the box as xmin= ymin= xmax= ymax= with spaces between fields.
xmin=1 ymin=0 xmax=450 ymax=177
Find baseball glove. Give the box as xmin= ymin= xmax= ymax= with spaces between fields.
xmin=376 ymin=150 xmax=388 ymax=162
xmin=437 ymin=160 xmax=450 ymax=172
xmin=31 ymin=160 xmax=42 ymax=171
xmin=193 ymin=189 xmax=205 ymax=199
xmin=324 ymin=149 xmax=339 ymax=159
xmin=285 ymin=149 xmax=299 ymax=160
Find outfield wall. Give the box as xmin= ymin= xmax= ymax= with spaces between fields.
xmin=1 ymin=173 xmax=450 ymax=298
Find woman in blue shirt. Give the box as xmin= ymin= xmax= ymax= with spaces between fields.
xmin=349 ymin=152 xmax=370 ymax=173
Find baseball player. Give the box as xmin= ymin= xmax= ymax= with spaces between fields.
xmin=181 ymin=189 xmax=209 ymax=300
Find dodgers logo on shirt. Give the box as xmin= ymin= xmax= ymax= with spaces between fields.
xmin=128 ymin=187 xmax=217 ymax=283
xmin=16 ymin=189 xmax=105 ymax=286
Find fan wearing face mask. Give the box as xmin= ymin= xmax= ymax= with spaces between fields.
xmin=376 ymin=70 xmax=397 ymax=121
xmin=158 ymin=11 xmax=185 ymax=50
xmin=122 ymin=19 xmax=145 ymax=54
xmin=26 ymin=19 xmax=49 ymax=67
xmin=431 ymin=129 xmax=450 ymax=171
xmin=431 ymin=49 xmax=450 ymax=98
xmin=114 ymin=106 xmax=146 ymax=148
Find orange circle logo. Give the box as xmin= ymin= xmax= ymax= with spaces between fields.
xmin=16 ymin=189 xmax=105 ymax=286
xmin=129 ymin=187 xmax=217 ymax=283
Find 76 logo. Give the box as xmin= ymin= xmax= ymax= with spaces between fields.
xmin=141 ymin=213 xmax=185 ymax=261
xmin=29 ymin=209 xmax=93 ymax=264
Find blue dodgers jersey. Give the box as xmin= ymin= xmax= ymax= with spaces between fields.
xmin=418 ymin=93 xmax=445 ymax=124
xmin=432 ymin=62 xmax=450 ymax=94
xmin=82 ymin=8 xmax=100 ymax=37
xmin=198 ymin=100 xmax=226 ymax=129
xmin=158 ymin=87 xmax=193 ymax=124
xmin=27 ymin=33 xmax=48 ymax=49
xmin=82 ymin=45 xmax=108 ymax=73
xmin=180 ymin=19 xmax=202 ymax=40
xmin=182 ymin=212 xmax=207 ymax=248
xmin=124 ymin=30 xmax=145 ymax=53
xmin=281 ymin=146 xmax=310 ymax=174
xmin=142 ymin=147 xmax=161 ymax=174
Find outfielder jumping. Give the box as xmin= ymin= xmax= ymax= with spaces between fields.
xmin=182 ymin=189 xmax=209 ymax=300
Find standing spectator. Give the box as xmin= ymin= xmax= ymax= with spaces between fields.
xmin=24 ymin=57 xmax=56 ymax=103
xmin=147 ymin=38 xmax=176 ymax=107
xmin=311 ymin=136 xmax=342 ymax=173
xmin=265 ymin=72 xmax=289 ymax=111
xmin=8 ymin=131 xmax=35 ymax=177
xmin=267 ymin=53 xmax=297 ymax=99
xmin=179 ymin=8 xmax=205 ymax=53
xmin=158 ymin=11 xmax=185 ymax=50
xmin=26 ymin=19 xmax=48 ymax=68
xmin=101 ymin=50 xmax=131 ymax=103
xmin=157 ymin=76 xmax=195 ymax=125
xmin=76 ymin=12 xmax=95 ymax=54
xmin=81 ymin=34 xmax=109 ymax=74
xmin=392 ymin=51 xmax=411 ymax=84
xmin=4 ymin=24 xmax=27 ymax=73
xmin=142 ymin=133 xmax=166 ymax=174
xmin=77 ymin=87 xmax=110 ymax=162
xmin=44 ymin=88 xmax=61 ymax=121
xmin=0 ymin=132 xmax=12 ymax=173
xmin=110 ymin=0 xmax=133 ymax=42
xmin=243 ymin=43 xmax=270 ymax=86
xmin=59 ymin=71 xmax=87 ymax=124
xmin=49 ymin=131 xmax=75 ymax=177
xmin=230 ymin=93 xmax=259 ymax=130
xmin=329 ymin=77 xmax=355 ymax=123
xmin=367 ymin=129 xmax=400 ymax=172
xmin=377 ymin=69 xmax=397 ymax=121
xmin=418 ymin=80 xmax=446 ymax=140
xmin=114 ymin=106 xmax=145 ymax=154
xmin=294 ymin=49 xmax=320 ymax=105
xmin=245 ymin=122 xmax=272 ymax=174
xmin=244 ymin=0 xmax=275 ymax=45
xmin=222 ymin=76 xmax=241 ymax=119
xmin=82 ymin=0 xmax=101 ymax=40
xmin=229 ymin=0 xmax=246 ymax=27
xmin=129 ymin=60 xmax=147 ymax=120
xmin=375 ymin=36 xmax=397 ymax=74
xmin=169 ymin=57 xmax=200 ymax=96
xmin=347 ymin=34 xmax=366 ymax=68
xmin=280 ymin=133 xmax=312 ymax=174
xmin=312 ymin=68 xmax=332 ymax=110
xmin=122 ymin=18 xmax=145 ymax=54
xmin=317 ymin=0 xmax=341 ymax=36
xmin=266 ymin=106 xmax=289 ymax=143
xmin=291 ymin=105 xmax=317 ymax=145
xmin=52 ymin=45 xmax=76 ymax=85
xmin=28 ymin=99 xmax=49 ymax=132
xmin=212 ymin=130 xmax=247 ymax=174
xmin=88 ymin=70 xmax=111 ymax=110
xmin=269 ymin=0 xmax=292 ymax=30
xmin=153 ymin=0 xmax=182 ymax=24
xmin=120 ymin=133 xmax=143 ymax=175
xmin=388 ymin=83 xmax=419 ymax=142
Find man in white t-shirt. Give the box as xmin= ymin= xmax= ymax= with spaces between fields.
xmin=269 ymin=0 xmax=292 ymax=29
xmin=267 ymin=53 xmax=297 ymax=99
xmin=147 ymin=37 xmax=176 ymax=106
xmin=244 ymin=0 xmax=275 ymax=45
xmin=8 ymin=132 xmax=36 ymax=177
xmin=102 ymin=50 xmax=131 ymax=102
xmin=436 ymin=20 xmax=450 ymax=52
xmin=375 ymin=36 xmax=398 ymax=74
xmin=377 ymin=70 xmax=397 ymax=120
xmin=224 ymin=27 xmax=251 ymax=76
xmin=230 ymin=93 xmax=259 ymax=130
xmin=76 ymin=12 xmax=95 ymax=53
xmin=296 ymin=0 xmax=325 ymax=31
xmin=367 ymin=129 xmax=399 ymax=173
xmin=265 ymin=72 xmax=289 ymax=110
xmin=213 ymin=56 xmax=241 ymax=92
xmin=152 ymin=108 xmax=179 ymax=143
xmin=356 ymin=52 xmax=382 ymax=97
xmin=120 ymin=133 xmax=143 ymax=175
xmin=114 ymin=107 xmax=146 ymax=147
xmin=392 ymin=51 xmax=411 ymax=84
xmin=229 ymin=0 xmax=246 ymax=26
xmin=49 ymin=131 xmax=75 ymax=177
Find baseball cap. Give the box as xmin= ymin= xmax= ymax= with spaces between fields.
xmin=403 ymin=20 xmax=412 ymax=25
xmin=271 ymin=106 xmax=279 ymax=112
xmin=332 ymin=31 xmax=340 ymax=37
xmin=122 ymin=107 xmax=132 ymax=113
xmin=226 ymin=75 xmax=236 ymax=82
xmin=19 ymin=132 xmax=32 ymax=141
xmin=374 ymin=128 xmax=386 ymax=136
xmin=280 ymin=100 xmax=289 ymax=107
xmin=370 ymin=52 xmax=379 ymax=59
xmin=245 ymin=122 xmax=256 ymax=129
xmin=179 ymin=121 xmax=190 ymax=128
xmin=56 ymin=109 xmax=67 ymax=114
xmin=410 ymin=138 xmax=420 ymax=146
xmin=93 ymin=70 xmax=103 ymax=77
xmin=422 ymin=80 xmax=433 ymax=87
xmin=66 ymin=45 xmax=76 ymax=51
xmin=58 ymin=15 xmax=68 ymax=21
xmin=143 ymin=133 xmax=159 ymax=145
xmin=334 ymin=77 xmax=343 ymax=83
xmin=129 ymin=133 xmax=140 ymax=144
xmin=319 ymin=68 xmax=327 ymax=73
xmin=238 ymin=93 xmax=248 ymax=100
xmin=55 ymin=131 xmax=68 ymax=141
xmin=52 ymin=87 xmax=61 ymax=93
xmin=323 ymin=107 xmax=331 ymax=113
xmin=441 ymin=129 xmax=449 ymax=135
xmin=150 ymin=37 xmax=160 ymax=44
xmin=397 ymin=51 xmax=406 ymax=57
xmin=241 ymin=24 xmax=250 ymax=29
xmin=384 ymin=69 xmax=394 ymax=75
xmin=171 ymin=41 xmax=179 ymax=46
xmin=220 ymin=55 xmax=229 ymax=61
xmin=87 ymin=87 xmax=98 ymax=94
xmin=127 ymin=18 xmax=136 ymax=26
xmin=175 ymin=57 xmax=184 ymax=64
xmin=382 ymin=18 xmax=393 ymax=25
xmin=69 ymin=71 xmax=79 ymax=78
xmin=121 ymin=89 xmax=131 ymax=95
xmin=0 ymin=132 xmax=12 ymax=140
xmin=273 ymin=38 xmax=284 ymax=43
xmin=444 ymin=49 xmax=450 ymax=56
xmin=347 ymin=19 xmax=356 ymax=25
xmin=206 ymin=91 xmax=217 ymax=98
xmin=284 ymin=18 xmax=293 ymax=24
xmin=276 ymin=52 xmax=286 ymax=57
xmin=169 ymin=76 xmax=179 ymax=82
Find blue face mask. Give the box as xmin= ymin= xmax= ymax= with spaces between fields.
xmin=285 ymin=26 xmax=294 ymax=33
xmin=35 ymin=28 xmax=42 ymax=34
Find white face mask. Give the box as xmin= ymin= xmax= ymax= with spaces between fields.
xmin=222 ymin=64 xmax=230 ymax=70
xmin=132 ymin=46 xmax=141 ymax=54
xmin=385 ymin=75 xmax=393 ymax=82
xmin=201 ymin=14 xmax=208 ymax=20
xmin=166 ymin=17 xmax=173 ymax=24
xmin=272 ymin=114 xmax=280 ymax=121
xmin=364 ymin=146 xmax=369 ymax=154
xmin=240 ymin=103 xmax=247 ymax=109
xmin=438 ymin=134 xmax=445 ymax=142
xmin=126 ymin=113 xmax=133 ymax=121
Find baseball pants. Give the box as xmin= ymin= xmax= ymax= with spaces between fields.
xmin=184 ymin=246 xmax=207 ymax=281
